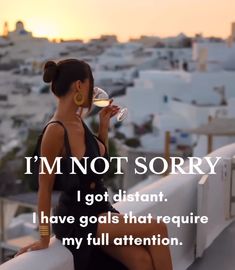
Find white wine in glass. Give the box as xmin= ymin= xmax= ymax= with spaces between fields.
xmin=93 ymin=98 xmax=111 ymax=107
xmin=93 ymin=87 xmax=128 ymax=121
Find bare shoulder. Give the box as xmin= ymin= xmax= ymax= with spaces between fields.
xmin=43 ymin=121 xmax=65 ymax=140
xmin=40 ymin=122 xmax=65 ymax=158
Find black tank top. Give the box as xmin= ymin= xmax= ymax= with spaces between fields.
xmin=49 ymin=120 xmax=125 ymax=270
xmin=48 ymin=118 xmax=120 ymax=226
xmin=35 ymin=119 xmax=109 ymax=192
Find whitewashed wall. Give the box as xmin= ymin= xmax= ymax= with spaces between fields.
xmin=115 ymin=143 xmax=235 ymax=270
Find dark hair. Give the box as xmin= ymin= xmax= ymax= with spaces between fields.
xmin=43 ymin=58 xmax=94 ymax=111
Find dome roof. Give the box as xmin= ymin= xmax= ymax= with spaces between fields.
xmin=15 ymin=21 xmax=24 ymax=30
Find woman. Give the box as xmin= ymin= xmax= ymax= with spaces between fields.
xmin=15 ymin=59 xmax=173 ymax=270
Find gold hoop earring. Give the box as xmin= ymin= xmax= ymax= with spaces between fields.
xmin=74 ymin=92 xmax=84 ymax=106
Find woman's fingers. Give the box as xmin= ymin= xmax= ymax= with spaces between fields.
xmin=108 ymin=105 xmax=120 ymax=111
xmin=110 ymin=106 xmax=120 ymax=117
xmin=108 ymin=111 xmax=119 ymax=118
xmin=14 ymin=240 xmax=48 ymax=258
xmin=15 ymin=245 xmax=31 ymax=257
xmin=109 ymin=98 xmax=114 ymax=105
xmin=99 ymin=101 xmax=120 ymax=120
xmin=30 ymin=245 xmax=42 ymax=251
xmin=103 ymin=106 xmax=119 ymax=115
xmin=15 ymin=242 xmax=39 ymax=257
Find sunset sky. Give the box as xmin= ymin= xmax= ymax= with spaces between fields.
xmin=0 ymin=0 xmax=234 ymax=41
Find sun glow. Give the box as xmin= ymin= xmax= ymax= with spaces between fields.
xmin=0 ymin=0 xmax=234 ymax=41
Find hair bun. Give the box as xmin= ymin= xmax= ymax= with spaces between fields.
xmin=43 ymin=61 xmax=57 ymax=83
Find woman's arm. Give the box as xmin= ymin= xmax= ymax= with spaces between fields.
xmin=98 ymin=99 xmax=120 ymax=152
xmin=37 ymin=123 xmax=64 ymax=245
xmin=15 ymin=123 xmax=64 ymax=255
xmin=98 ymin=121 xmax=109 ymax=151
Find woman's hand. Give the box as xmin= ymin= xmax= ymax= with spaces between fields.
xmin=99 ymin=99 xmax=120 ymax=126
xmin=14 ymin=239 xmax=49 ymax=257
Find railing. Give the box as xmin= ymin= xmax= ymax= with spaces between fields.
xmin=1 ymin=143 xmax=235 ymax=269
xmin=115 ymin=142 xmax=235 ymax=270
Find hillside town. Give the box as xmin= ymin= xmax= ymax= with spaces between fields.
xmin=1 ymin=20 xmax=235 ymax=270
xmin=1 ymin=21 xmax=235 ymax=192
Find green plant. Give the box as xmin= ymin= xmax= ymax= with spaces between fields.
xmin=103 ymin=138 xmax=119 ymax=189
xmin=40 ymin=85 xmax=50 ymax=94
xmin=115 ymin=131 xmax=126 ymax=140
xmin=16 ymin=128 xmax=41 ymax=191
xmin=11 ymin=116 xmax=24 ymax=128
xmin=0 ymin=146 xmax=21 ymax=170
xmin=124 ymin=137 xmax=141 ymax=148
xmin=143 ymin=121 xmax=153 ymax=133
xmin=133 ymin=118 xmax=153 ymax=135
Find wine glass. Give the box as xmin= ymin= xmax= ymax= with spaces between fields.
xmin=93 ymin=87 xmax=128 ymax=121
